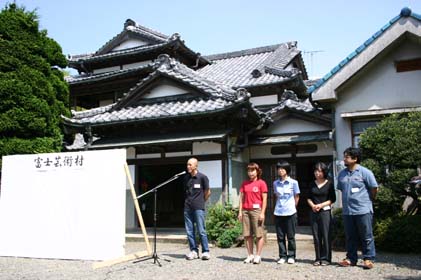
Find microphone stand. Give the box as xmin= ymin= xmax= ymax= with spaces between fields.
xmin=136 ymin=172 xmax=185 ymax=266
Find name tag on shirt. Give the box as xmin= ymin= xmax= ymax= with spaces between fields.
xmin=194 ymin=184 xmax=201 ymax=189
xmin=252 ymin=204 xmax=260 ymax=209
xmin=322 ymin=205 xmax=331 ymax=211
xmin=351 ymin=187 xmax=360 ymax=193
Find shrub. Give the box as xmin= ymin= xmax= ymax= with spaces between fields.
xmin=331 ymin=208 xmax=421 ymax=253
xmin=206 ymin=203 xmax=242 ymax=248
xmin=374 ymin=215 xmax=421 ymax=253
xmin=331 ymin=208 xmax=345 ymax=249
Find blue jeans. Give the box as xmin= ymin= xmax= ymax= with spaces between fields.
xmin=184 ymin=209 xmax=209 ymax=253
xmin=343 ymin=213 xmax=376 ymax=263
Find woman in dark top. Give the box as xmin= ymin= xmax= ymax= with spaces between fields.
xmin=307 ymin=162 xmax=336 ymax=266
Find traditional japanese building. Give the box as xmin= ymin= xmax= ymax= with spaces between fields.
xmin=64 ymin=19 xmax=333 ymax=228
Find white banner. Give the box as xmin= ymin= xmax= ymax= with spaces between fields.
xmin=0 ymin=149 xmax=126 ymax=260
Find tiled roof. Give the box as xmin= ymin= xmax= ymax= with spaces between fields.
xmin=63 ymin=98 xmax=237 ymax=125
xmin=63 ymin=55 xmax=256 ymax=126
xmin=308 ymin=7 xmax=421 ymax=94
xmin=68 ymin=33 xmax=209 ymax=70
xmin=197 ymin=42 xmax=302 ymax=88
xmin=265 ymin=95 xmax=316 ymax=122
xmin=267 ymin=98 xmax=315 ymax=115
xmin=65 ymin=64 xmax=151 ymax=84
xmin=68 ymin=41 xmax=171 ymax=62
xmin=96 ymin=19 xmax=169 ymax=55
xmin=114 ymin=54 xmax=242 ymax=110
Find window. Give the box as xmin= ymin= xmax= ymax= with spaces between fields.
xmin=351 ymin=120 xmax=379 ymax=147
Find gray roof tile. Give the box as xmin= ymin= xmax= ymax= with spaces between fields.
xmin=64 ymin=98 xmax=235 ymax=125
xmin=197 ymin=42 xmax=302 ymax=88
xmin=68 ymin=41 xmax=170 ymax=62
xmin=65 ymin=64 xmax=151 ymax=84
xmin=96 ymin=19 xmax=169 ymax=55
xmin=64 ymin=55 xmax=256 ymax=126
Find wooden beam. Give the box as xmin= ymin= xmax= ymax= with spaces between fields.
xmin=92 ymin=250 xmax=150 ymax=269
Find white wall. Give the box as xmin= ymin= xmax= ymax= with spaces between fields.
xmin=122 ymin=60 xmax=152 ymax=70
xmin=335 ymin=40 xmax=421 ymax=155
xmin=93 ymin=66 xmax=120 ymax=74
xmin=193 ymin=141 xmax=221 ymax=155
xmin=250 ymin=141 xmax=333 ymax=159
xmin=250 ymin=95 xmax=278 ymax=106
xmin=112 ymin=38 xmax=148 ymax=51
xmin=144 ymin=83 xmax=188 ymax=99
xmin=256 ymin=118 xmax=330 ymax=135
xmin=198 ymin=160 xmax=222 ymax=189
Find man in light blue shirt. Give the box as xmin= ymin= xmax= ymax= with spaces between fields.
xmin=337 ymin=147 xmax=378 ymax=270
xmin=273 ymin=160 xmax=300 ymax=264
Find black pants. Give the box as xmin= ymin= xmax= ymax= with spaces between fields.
xmin=275 ymin=214 xmax=297 ymax=259
xmin=310 ymin=210 xmax=332 ymax=262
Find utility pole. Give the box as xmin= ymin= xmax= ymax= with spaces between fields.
xmin=303 ymin=50 xmax=324 ymax=78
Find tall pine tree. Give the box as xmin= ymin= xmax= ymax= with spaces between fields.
xmin=0 ymin=3 xmax=69 ymax=168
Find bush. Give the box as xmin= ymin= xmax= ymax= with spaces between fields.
xmin=206 ymin=203 xmax=242 ymax=248
xmin=372 ymin=186 xmax=403 ymax=219
xmin=374 ymin=215 xmax=421 ymax=253
xmin=331 ymin=208 xmax=421 ymax=253
xmin=331 ymin=208 xmax=345 ymax=249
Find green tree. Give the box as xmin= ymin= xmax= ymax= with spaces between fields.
xmin=0 ymin=3 xmax=69 ymax=168
xmin=359 ymin=111 xmax=421 ymax=216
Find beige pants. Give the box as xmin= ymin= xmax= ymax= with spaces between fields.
xmin=242 ymin=209 xmax=264 ymax=238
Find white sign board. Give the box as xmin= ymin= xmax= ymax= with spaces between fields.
xmin=0 ymin=149 xmax=126 ymax=260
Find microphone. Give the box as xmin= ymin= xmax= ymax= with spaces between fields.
xmin=174 ymin=171 xmax=186 ymax=177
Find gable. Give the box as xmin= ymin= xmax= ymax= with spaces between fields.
xmin=336 ymin=38 xmax=421 ymax=114
xmin=96 ymin=19 xmax=168 ymax=55
xmin=311 ymin=9 xmax=421 ymax=103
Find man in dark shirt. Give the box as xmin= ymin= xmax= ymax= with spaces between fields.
xmin=183 ymin=158 xmax=211 ymax=260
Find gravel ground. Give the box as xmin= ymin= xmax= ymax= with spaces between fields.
xmin=0 ymin=241 xmax=420 ymax=280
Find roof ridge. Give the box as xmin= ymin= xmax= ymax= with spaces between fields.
xmin=66 ymin=64 xmax=151 ymax=84
xmin=252 ymin=42 xmax=300 ymax=77
xmin=94 ymin=19 xmax=169 ymax=55
xmin=154 ymin=55 xmax=238 ymax=99
xmin=204 ymin=43 xmax=291 ymax=61
xmin=128 ymin=20 xmax=169 ymax=40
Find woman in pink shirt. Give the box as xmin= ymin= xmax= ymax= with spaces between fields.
xmin=238 ymin=162 xmax=268 ymax=264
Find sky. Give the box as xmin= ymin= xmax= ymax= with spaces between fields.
xmin=8 ymin=0 xmax=421 ymax=78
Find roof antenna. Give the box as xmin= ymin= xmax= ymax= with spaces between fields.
xmin=303 ymin=50 xmax=324 ymax=78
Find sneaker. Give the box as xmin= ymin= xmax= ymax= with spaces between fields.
xmin=243 ymin=255 xmax=254 ymax=263
xmin=313 ymin=261 xmax=321 ymax=266
xmin=277 ymin=258 xmax=287 ymax=264
xmin=253 ymin=255 xmax=261 ymax=264
xmin=320 ymin=260 xmax=330 ymax=266
xmin=201 ymin=252 xmax=210 ymax=260
xmin=287 ymin=257 xmax=295 ymax=264
xmin=338 ymin=258 xmax=356 ymax=267
xmin=362 ymin=259 xmax=374 ymax=269
xmin=185 ymin=251 xmax=199 ymax=260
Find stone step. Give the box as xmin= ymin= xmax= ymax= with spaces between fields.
xmin=126 ymin=226 xmax=314 ymax=245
